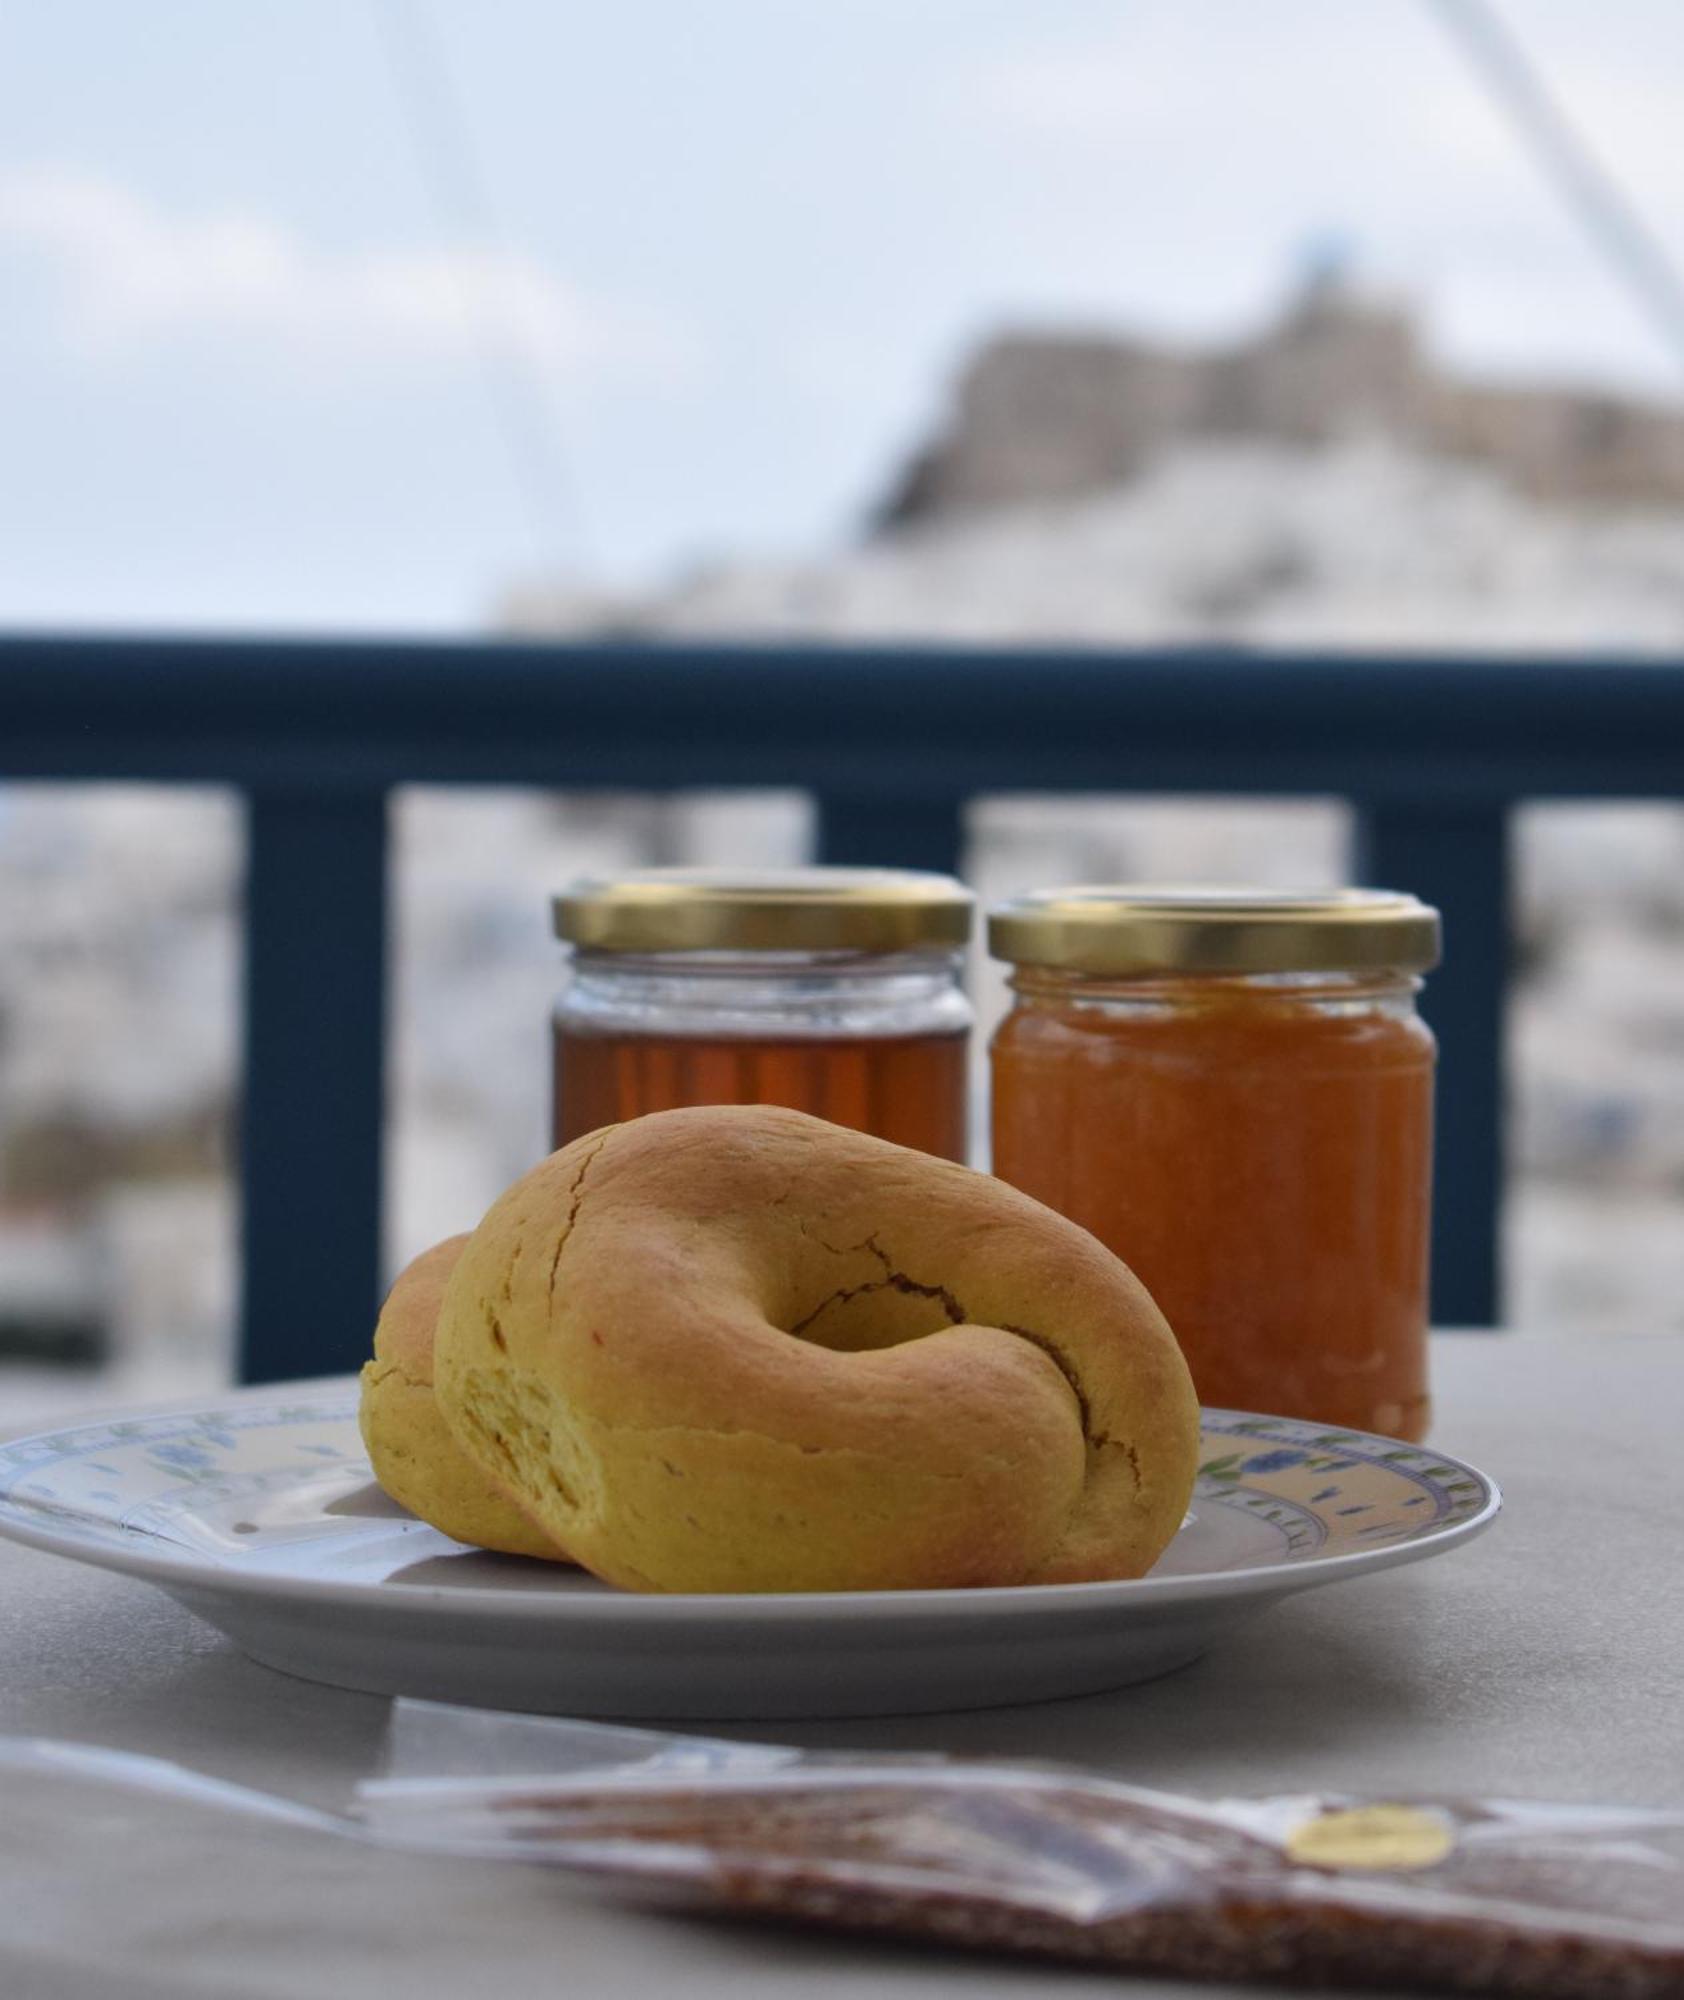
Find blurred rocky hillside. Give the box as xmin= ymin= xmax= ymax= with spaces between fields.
xmin=872 ymin=272 xmax=1684 ymax=526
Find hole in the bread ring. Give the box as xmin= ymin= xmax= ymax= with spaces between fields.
xmin=778 ymin=1234 xmax=1096 ymax=1444
xmin=782 ymin=1231 xmax=965 ymax=1354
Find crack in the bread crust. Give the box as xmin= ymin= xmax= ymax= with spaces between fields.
xmin=995 ymin=1321 xmax=1095 ymax=1442
xmin=502 ymin=1233 xmax=521 ymax=1303
xmin=545 ymin=1130 xmax=613 ymax=1311
xmin=1107 ymin=1435 xmax=1141 ymax=1484
xmin=787 ymin=1211 xmax=859 ymax=1261
xmin=787 ymin=1233 xmax=967 ymax=1338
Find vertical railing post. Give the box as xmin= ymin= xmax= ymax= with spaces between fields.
xmin=240 ymin=788 xmax=389 ymax=1382
xmin=816 ymin=794 xmax=965 ymax=875
xmin=1354 ymin=800 xmax=1510 ymax=1326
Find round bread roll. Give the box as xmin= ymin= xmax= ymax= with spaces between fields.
xmin=433 ymin=1106 xmax=1198 ymax=1594
xmin=359 ymin=1234 xmax=569 ymax=1561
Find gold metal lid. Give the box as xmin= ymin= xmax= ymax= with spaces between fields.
xmin=987 ymin=886 xmax=1441 ymax=976
xmin=554 ymin=867 xmax=974 ymax=953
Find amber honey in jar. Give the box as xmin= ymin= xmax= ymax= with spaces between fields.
xmin=988 ymin=888 xmax=1441 ymax=1439
xmin=553 ymin=868 xmax=973 ymax=1161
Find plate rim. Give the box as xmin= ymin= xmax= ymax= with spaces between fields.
xmin=0 ymin=1379 xmax=1502 ymax=1624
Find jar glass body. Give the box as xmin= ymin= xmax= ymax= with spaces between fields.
xmin=555 ymin=948 xmax=972 ymax=1162
xmin=990 ymin=966 xmax=1435 ymax=1438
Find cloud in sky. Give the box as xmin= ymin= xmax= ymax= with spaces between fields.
xmin=962 ymin=6 xmax=1684 ymax=194
xmin=0 ymin=162 xmax=691 ymax=386
xmin=950 ymin=4 xmax=1684 ymax=390
xmin=959 ymin=11 xmax=1499 ymax=221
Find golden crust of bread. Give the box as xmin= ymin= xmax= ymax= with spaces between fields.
xmin=358 ymin=1233 xmax=569 ymax=1562
xmin=433 ymin=1106 xmax=1198 ymax=1594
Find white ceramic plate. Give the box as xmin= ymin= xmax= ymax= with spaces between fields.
xmin=0 ymin=1381 xmax=1498 ymax=1719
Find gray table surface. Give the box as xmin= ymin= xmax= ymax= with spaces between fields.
xmin=0 ymin=1332 xmax=1677 ymax=2000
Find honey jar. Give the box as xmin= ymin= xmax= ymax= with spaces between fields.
xmin=553 ymin=868 xmax=973 ymax=1161
xmin=988 ymin=888 xmax=1441 ymax=1439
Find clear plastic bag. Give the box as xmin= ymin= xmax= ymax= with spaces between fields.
xmin=6 ymin=1704 xmax=1681 ymax=1995
xmin=359 ymin=1701 xmax=1684 ymax=1997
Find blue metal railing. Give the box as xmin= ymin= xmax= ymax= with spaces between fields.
xmin=7 ymin=634 xmax=1684 ymax=1381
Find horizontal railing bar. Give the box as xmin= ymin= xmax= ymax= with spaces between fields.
xmin=4 ymin=636 xmax=1684 ymax=801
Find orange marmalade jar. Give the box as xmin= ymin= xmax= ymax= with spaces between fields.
xmin=989 ymin=888 xmax=1441 ymax=1439
xmin=553 ymin=868 xmax=973 ymax=1161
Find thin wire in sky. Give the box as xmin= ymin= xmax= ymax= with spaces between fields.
xmin=372 ymin=0 xmax=592 ymax=571
xmin=1427 ymin=0 xmax=1684 ymax=377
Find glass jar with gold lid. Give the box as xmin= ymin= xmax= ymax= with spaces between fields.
xmin=988 ymin=887 xmax=1441 ymax=1439
xmin=553 ymin=867 xmax=973 ymax=1162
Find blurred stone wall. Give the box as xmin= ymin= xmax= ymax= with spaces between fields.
xmin=874 ymin=279 xmax=1684 ymax=531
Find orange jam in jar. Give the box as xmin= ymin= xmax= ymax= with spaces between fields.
xmin=989 ymin=889 xmax=1440 ymax=1439
xmin=553 ymin=868 xmax=973 ymax=1162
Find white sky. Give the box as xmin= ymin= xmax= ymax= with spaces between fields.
xmin=4 ymin=0 xmax=1684 ymax=632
